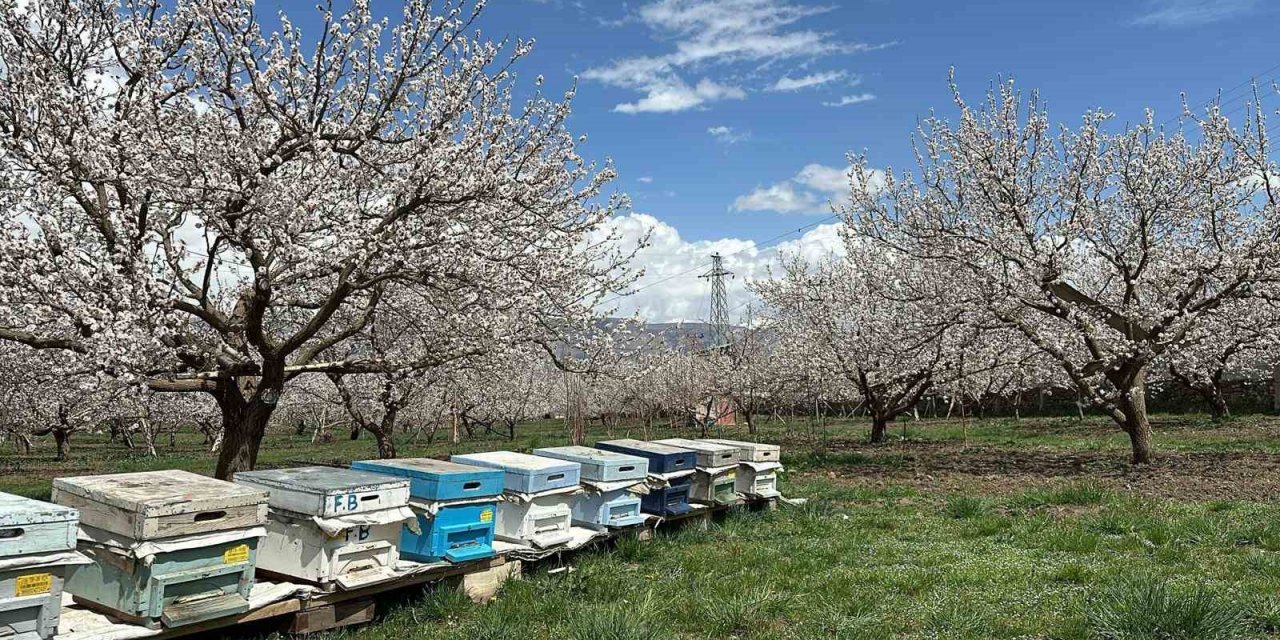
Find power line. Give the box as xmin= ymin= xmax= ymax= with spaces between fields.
xmin=598 ymin=213 xmax=841 ymax=307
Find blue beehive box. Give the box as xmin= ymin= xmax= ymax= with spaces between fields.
xmin=594 ymin=440 xmax=694 ymax=517
xmin=531 ymin=447 xmax=647 ymax=529
xmin=595 ymin=439 xmax=695 ymax=474
xmin=351 ymin=459 xmax=502 ymax=564
xmin=450 ymin=452 xmax=580 ymax=494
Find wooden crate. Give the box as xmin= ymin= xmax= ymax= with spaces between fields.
xmin=703 ymin=439 xmax=780 ymax=463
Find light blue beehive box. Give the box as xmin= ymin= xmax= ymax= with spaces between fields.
xmin=52 ymin=470 xmax=268 ymax=628
xmin=0 ymin=492 xmax=80 ymax=640
xmin=450 ymin=451 xmax=580 ymax=494
xmin=351 ymin=459 xmax=505 ymax=563
xmin=531 ymin=447 xmax=647 ymax=529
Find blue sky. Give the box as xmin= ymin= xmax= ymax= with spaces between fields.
xmin=278 ymin=0 xmax=1280 ymax=322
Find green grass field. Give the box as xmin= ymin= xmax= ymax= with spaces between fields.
xmin=4 ymin=413 xmax=1280 ymax=638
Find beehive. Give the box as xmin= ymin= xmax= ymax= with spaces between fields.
xmin=450 ymin=453 xmax=578 ymax=549
xmin=594 ymin=440 xmax=694 ymax=517
xmin=233 ymin=467 xmax=413 ymax=588
xmin=52 ymin=470 xmax=268 ymax=628
xmin=595 ymin=439 xmax=695 ymax=474
xmin=702 ymin=439 xmax=780 ymax=463
xmin=531 ymin=447 xmax=646 ymax=529
xmin=0 ymin=492 xmax=83 ymax=640
xmin=734 ymin=463 xmax=781 ymax=497
xmin=531 ymin=446 xmax=649 ymax=483
xmin=689 ymin=467 xmax=738 ymax=506
xmin=351 ymin=459 xmax=503 ymax=564
xmin=652 ymin=438 xmax=740 ymax=468
xmin=450 ymin=452 xmax=580 ymax=493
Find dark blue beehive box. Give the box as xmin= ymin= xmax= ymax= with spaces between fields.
xmin=594 ymin=439 xmax=694 ymax=517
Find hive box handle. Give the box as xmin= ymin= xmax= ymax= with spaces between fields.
xmin=194 ymin=511 xmax=226 ymax=523
xmin=0 ymin=527 xmax=22 ymax=539
xmin=463 ymin=481 xmax=482 ymax=490
xmin=360 ymin=495 xmax=379 ymax=503
xmin=547 ymin=473 xmax=565 ymax=481
xmin=619 ymin=466 xmax=635 ymax=472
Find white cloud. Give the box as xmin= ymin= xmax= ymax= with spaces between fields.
xmin=583 ymin=0 xmax=888 ymax=114
xmin=732 ymin=163 xmax=886 ymax=215
xmin=594 ymin=213 xmax=845 ymax=322
xmin=823 ymin=92 xmax=876 ymax=107
xmin=637 ymin=176 xmax=654 ymax=183
xmin=769 ymin=70 xmax=848 ymax=92
xmin=707 ymin=125 xmax=750 ymax=144
xmin=1133 ymin=0 xmax=1261 ymax=26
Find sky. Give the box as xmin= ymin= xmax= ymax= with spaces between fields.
xmin=280 ymin=0 xmax=1280 ymax=324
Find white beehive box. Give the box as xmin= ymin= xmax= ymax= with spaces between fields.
xmin=234 ymin=467 xmax=413 ymax=589
xmin=734 ymin=464 xmax=780 ymax=497
xmin=51 ymin=470 xmax=268 ymax=540
xmin=703 ymin=439 xmax=780 ymax=463
xmin=493 ymin=496 xmax=573 ymax=549
xmin=0 ymin=493 xmax=83 ymax=640
xmin=653 ymin=438 xmax=740 ymax=468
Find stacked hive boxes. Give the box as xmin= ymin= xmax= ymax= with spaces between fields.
xmin=350 ymin=459 xmax=503 ymax=563
xmin=0 ymin=492 xmax=85 ymax=640
xmin=654 ymin=438 xmax=740 ymax=505
xmin=705 ymin=439 xmax=782 ymax=498
xmin=595 ymin=439 xmax=696 ymax=517
xmin=233 ymin=467 xmax=415 ymax=589
xmin=532 ymin=446 xmax=647 ymax=529
xmin=52 ymin=470 xmax=268 ymax=628
xmin=450 ymin=452 xmax=580 ymax=549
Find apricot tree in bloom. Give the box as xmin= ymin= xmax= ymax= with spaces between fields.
xmin=0 ymin=0 xmax=631 ymax=477
xmin=848 ymin=77 xmax=1280 ymax=462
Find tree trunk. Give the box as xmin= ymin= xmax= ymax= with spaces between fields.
xmin=1207 ymin=387 xmax=1230 ymax=420
xmin=374 ymin=430 xmax=396 ymax=459
xmin=212 ymin=373 xmax=283 ymax=480
xmin=870 ymin=417 xmax=888 ymax=444
xmin=52 ymin=428 xmax=71 ymax=462
xmin=1114 ymin=369 xmax=1154 ymax=465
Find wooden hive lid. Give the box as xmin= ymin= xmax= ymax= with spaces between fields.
xmin=535 ymin=446 xmax=646 ymax=463
xmin=234 ymin=466 xmax=409 ymax=494
xmin=597 ymin=439 xmax=692 ymax=455
xmin=355 ymin=458 xmax=495 ymax=477
xmin=453 ymin=451 xmax=577 ymax=473
xmin=52 ymin=469 xmax=267 ymax=517
xmin=654 ymin=438 xmax=737 ymax=454
xmin=0 ymin=491 xmax=77 ymax=527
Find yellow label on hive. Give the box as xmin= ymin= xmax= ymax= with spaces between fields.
xmin=16 ymin=573 xmax=52 ymax=596
xmin=223 ymin=544 xmax=250 ymax=564
xmin=479 ymin=509 xmax=493 ymax=523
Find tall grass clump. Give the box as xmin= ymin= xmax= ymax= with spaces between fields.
xmin=1088 ymin=575 xmax=1251 ymax=639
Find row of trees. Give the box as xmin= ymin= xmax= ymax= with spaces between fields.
xmin=5 ymin=3 xmax=1280 ymax=470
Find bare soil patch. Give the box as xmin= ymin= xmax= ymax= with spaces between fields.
xmin=801 ymin=439 xmax=1280 ymax=502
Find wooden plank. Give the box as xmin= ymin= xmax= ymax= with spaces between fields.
xmin=456 ymin=560 xmax=521 ymax=603
xmin=287 ymin=599 xmax=375 ymax=634
xmin=52 ymin=472 xmax=267 ymax=540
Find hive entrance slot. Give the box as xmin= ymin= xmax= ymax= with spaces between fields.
xmin=547 ymin=474 xmax=565 ymax=481
xmin=463 ymin=482 xmax=482 ymax=490
xmin=360 ymin=495 xmax=378 ymax=503
xmin=619 ymin=466 xmax=635 ymax=472
xmin=0 ymin=527 xmax=22 ymax=539
xmin=194 ymin=511 xmax=226 ymax=523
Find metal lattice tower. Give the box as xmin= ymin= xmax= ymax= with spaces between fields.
xmin=700 ymin=253 xmax=734 ymax=350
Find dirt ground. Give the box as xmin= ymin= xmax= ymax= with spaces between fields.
xmin=800 ymin=440 xmax=1280 ymax=502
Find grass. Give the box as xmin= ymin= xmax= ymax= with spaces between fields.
xmin=8 ymin=412 xmax=1280 ymax=637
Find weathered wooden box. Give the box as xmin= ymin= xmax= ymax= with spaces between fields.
xmin=703 ymin=439 xmax=780 ymax=463
xmin=234 ymin=467 xmax=412 ymax=588
xmin=653 ymin=438 xmax=740 ymax=468
xmin=52 ymin=470 xmax=268 ymax=541
xmin=350 ymin=459 xmax=503 ymax=564
xmin=0 ymin=493 xmax=82 ymax=640
xmin=492 ymin=497 xmax=573 ymax=549
xmin=532 ymin=446 xmax=648 ymax=483
xmin=569 ymin=490 xmax=644 ymax=530
xmin=595 ymin=439 xmax=696 ymax=474
xmin=690 ymin=468 xmax=738 ymax=505
xmin=52 ymin=471 xmax=268 ymax=628
xmin=450 ymin=452 xmax=580 ymax=494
